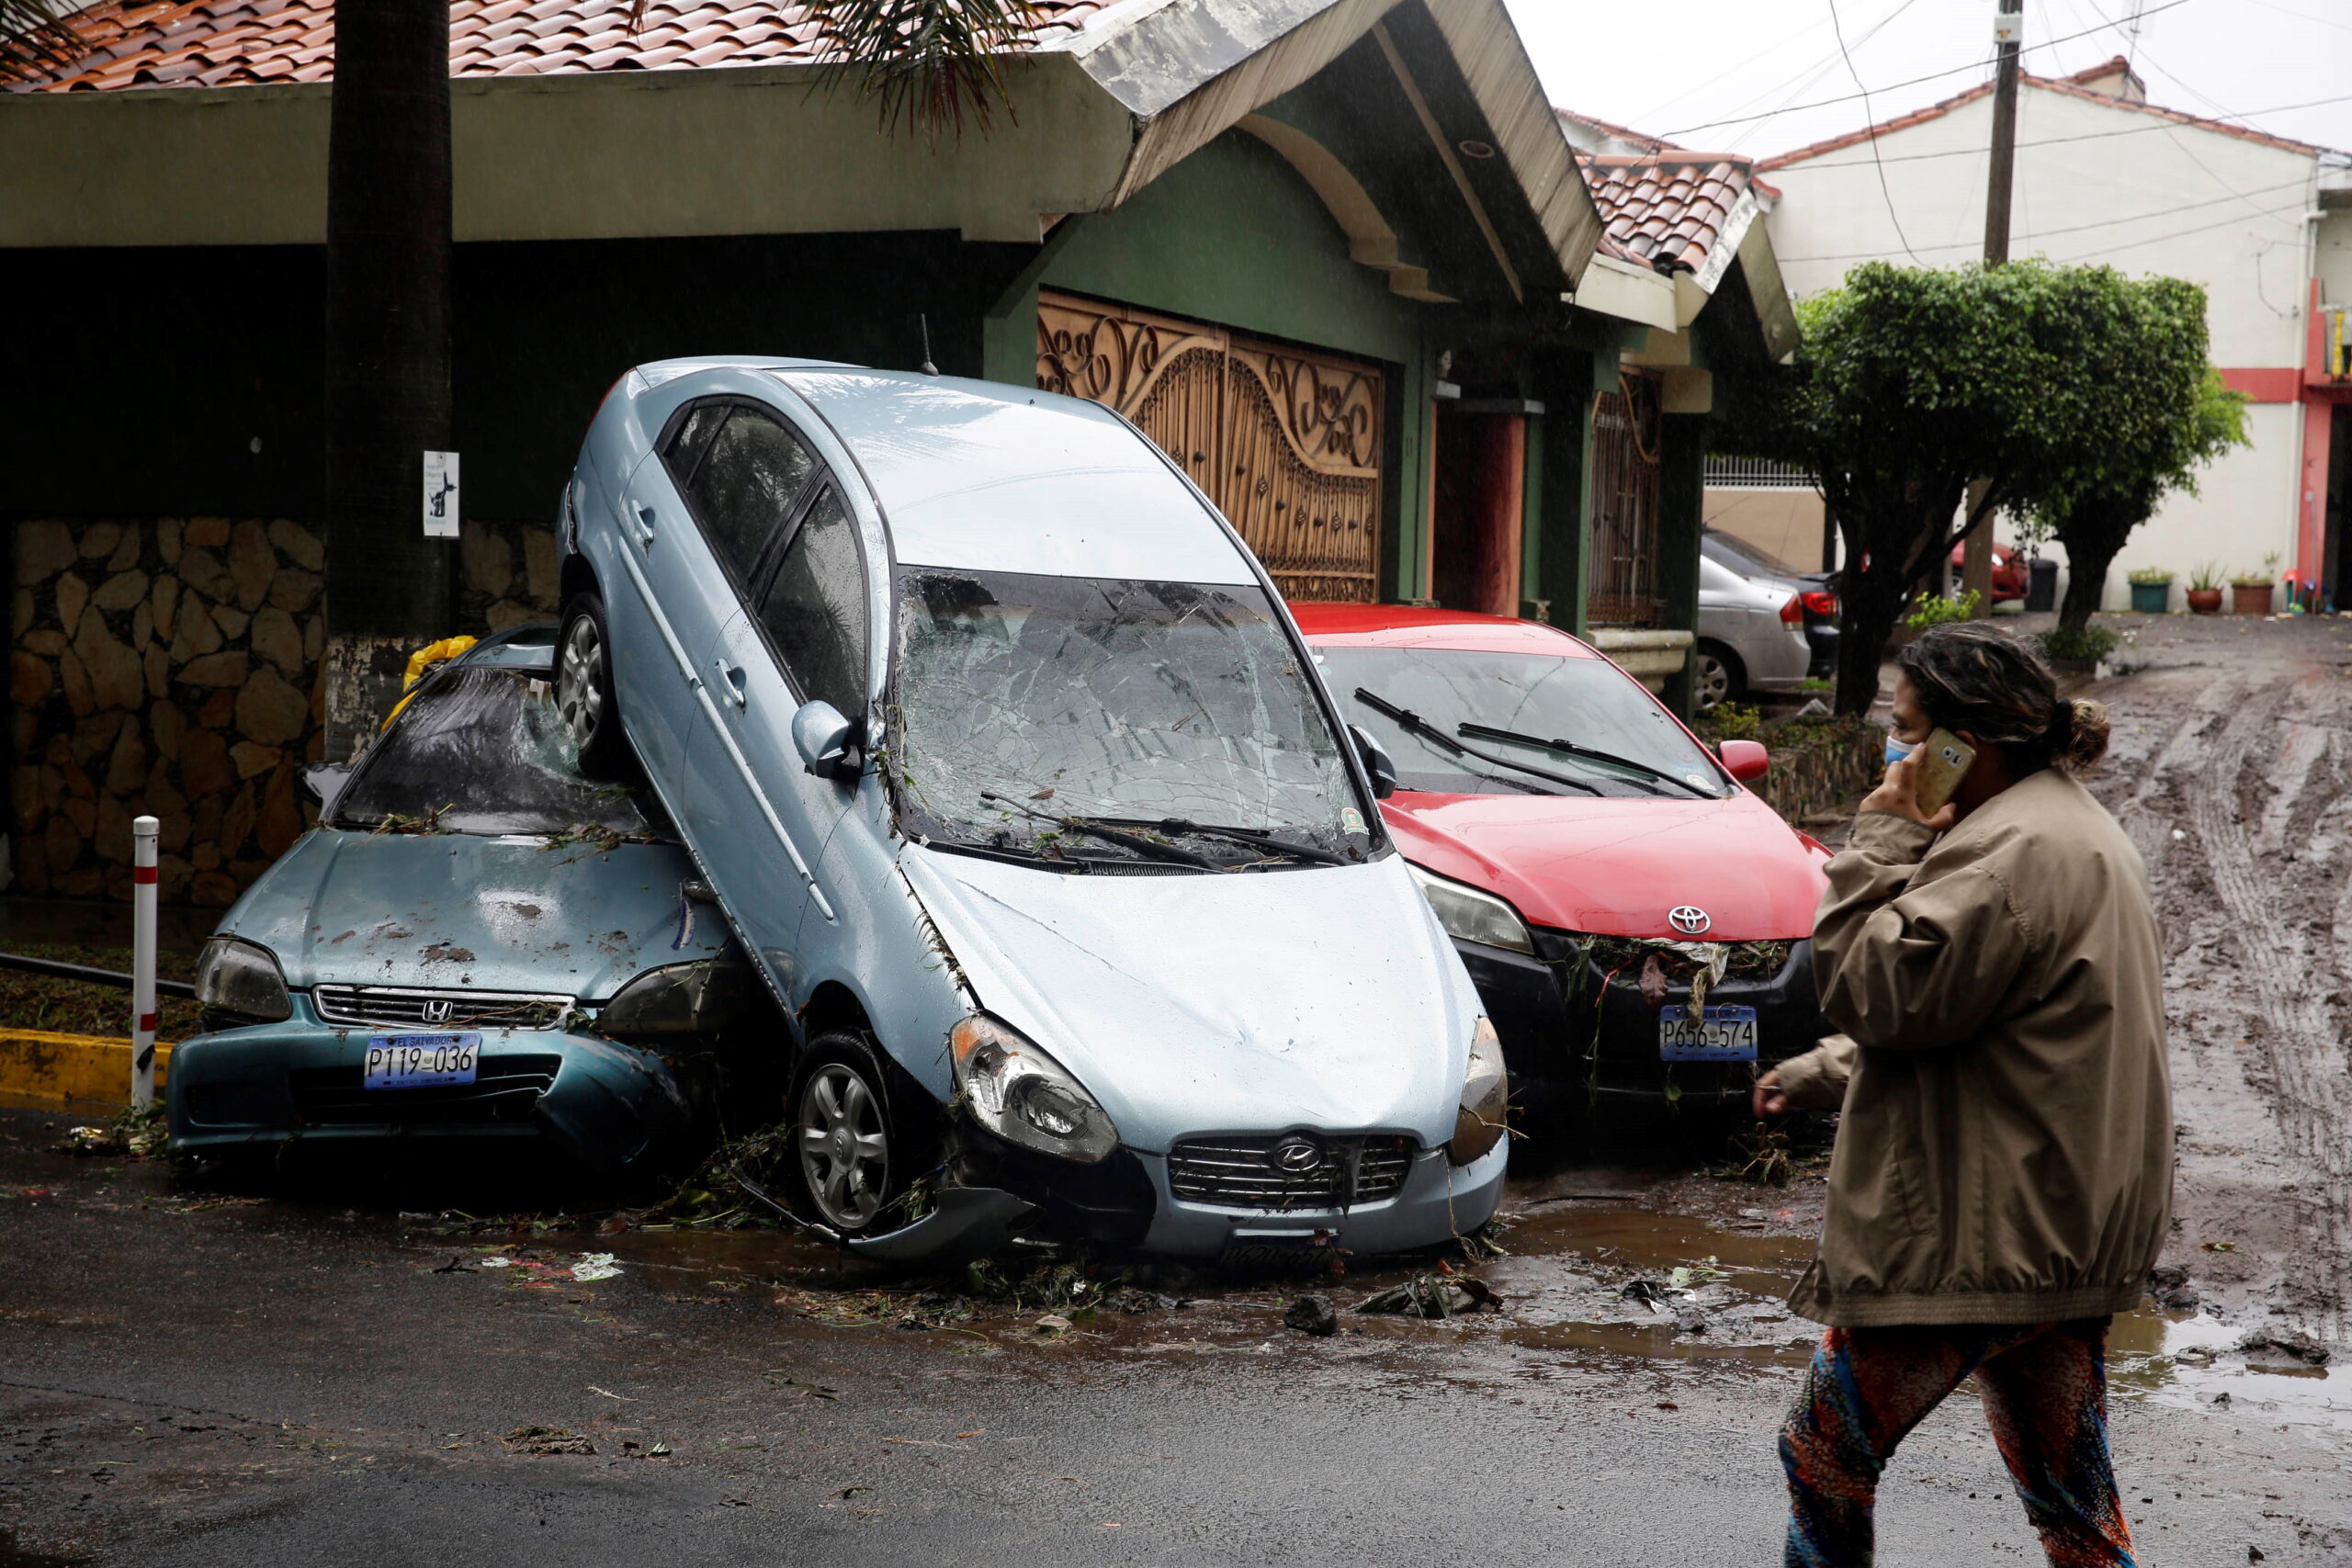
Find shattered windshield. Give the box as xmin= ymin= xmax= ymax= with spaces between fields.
xmin=332 ymin=666 xmax=661 ymax=837
xmin=890 ymin=568 xmax=1371 ymax=866
xmin=1314 ymin=646 xmax=1728 ymax=799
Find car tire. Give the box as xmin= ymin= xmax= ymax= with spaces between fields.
xmin=557 ymin=592 xmax=628 ymax=779
xmin=1693 ymin=642 xmax=1746 ymax=712
xmin=789 ymin=1032 xmax=936 ymax=1237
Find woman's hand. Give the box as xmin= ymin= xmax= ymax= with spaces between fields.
xmin=1859 ymin=748 xmax=1959 ymax=831
xmin=1752 ymin=1069 xmax=1787 ymax=1119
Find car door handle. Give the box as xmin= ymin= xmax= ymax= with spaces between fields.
xmin=713 ymin=660 xmax=747 ymax=708
xmin=628 ymin=503 xmax=657 ymax=547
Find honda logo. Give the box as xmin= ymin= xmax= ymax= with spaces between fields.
xmin=1668 ymin=906 xmax=1712 ymax=936
xmin=419 ymin=998 xmax=455 ymax=1024
xmin=1268 ymin=1136 xmax=1327 ymax=1175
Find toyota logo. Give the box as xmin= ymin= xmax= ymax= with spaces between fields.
xmin=420 ymin=998 xmax=455 ymax=1024
xmin=1268 ymin=1136 xmax=1326 ymax=1175
xmin=1668 ymin=906 xmax=1712 ymax=936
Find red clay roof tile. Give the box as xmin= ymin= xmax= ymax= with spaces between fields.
xmin=1576 ymin=146 xmax=1760 ymax=276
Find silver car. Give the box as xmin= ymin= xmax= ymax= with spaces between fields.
xmin=1695 ymin=552 xmax=1813 ymax=711
xmin=549 ymin=357 xmax=1509 ymax=1262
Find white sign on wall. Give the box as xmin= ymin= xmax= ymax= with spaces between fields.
xmin=423 ymin=451 xmax=460 ymax=538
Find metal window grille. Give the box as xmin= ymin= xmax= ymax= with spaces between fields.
xmin=1702 ymin=456 xmax=1817 ymax=490
xmin=1587 ymin=375 xmax=1665 ymax=627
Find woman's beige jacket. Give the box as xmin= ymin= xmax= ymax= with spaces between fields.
xmin=1777 ymin=767 xmax=2172 ymax=1327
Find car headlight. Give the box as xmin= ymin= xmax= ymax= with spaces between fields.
xmin=193 ymin=936 xmax=292 ymax=1023
xmin=1408 ymin=863 xmax=1533 ymax=954
xmin=949 ymin=1014 xmax=1118 ymax=1164
xmin=1448 ymin=1016 xmax=1510 ymax=1166
xmin=598 ymin=957 xmax=753 ymax=1036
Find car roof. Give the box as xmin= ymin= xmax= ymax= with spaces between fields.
xmin=1289 ymin=602 xmax=1601 ymax=659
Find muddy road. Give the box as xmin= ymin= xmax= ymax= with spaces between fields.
xmin=4 ymin=615 xmax=2350 ymax=1564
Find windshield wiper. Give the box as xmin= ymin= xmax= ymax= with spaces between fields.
xmin=978 ymin=792 xmax=1223 ymax=870
xmin=1115 ymin=818 xmax=1354 ymax=867
xmin=1455 ymin=721 xmax=1717 ymax=799
xmin=1352 ymin=689 xmax=1600 ymax=797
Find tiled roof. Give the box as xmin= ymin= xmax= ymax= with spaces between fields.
xmin=1758 ymin=69 xmax=2333 ymax=171
xmin=14 ymin=0 xmax=1111 ymax=92
xmin=1577 ymin=152 xmax=1757 ymax=276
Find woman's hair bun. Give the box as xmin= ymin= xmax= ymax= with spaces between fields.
xmin=2061 ymin=697 xmax=2110 ymax=770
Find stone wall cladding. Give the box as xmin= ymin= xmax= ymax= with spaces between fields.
xmin=9 ymin=518 xmax=558 ymax=907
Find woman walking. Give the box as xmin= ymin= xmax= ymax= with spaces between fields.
xmin=1755 ymin=623 xmax=2171 ymax=1568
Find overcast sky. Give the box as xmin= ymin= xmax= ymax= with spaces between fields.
xmin=1501 ymin=0 xmax=2352 ymax=161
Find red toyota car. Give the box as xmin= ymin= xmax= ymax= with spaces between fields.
xmin=1292 ymin=604 xmax=1832 ymax=1135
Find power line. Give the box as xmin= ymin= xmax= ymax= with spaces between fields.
xmin=2040 ymin=197 xmax=2311 ymax=263
xmin=1768 ymin=91 xmax=2352 ymax=169
xmin=1824 ymin=0 xmax=1921 ymax=261
xmin=1659 ymin=0 xmax=2196 ymax=137
xmin=1775 ymin=175 xmax=2313 ymax=264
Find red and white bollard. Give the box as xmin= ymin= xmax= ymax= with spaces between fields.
xmin=131 ymin=815 xmax=159 ymax=1109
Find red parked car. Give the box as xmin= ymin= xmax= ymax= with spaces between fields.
xmin=1291 ymin=604 xmax=1832 ymax=1133
xmin=1949 ymin=540 xmax=2030 ymax=603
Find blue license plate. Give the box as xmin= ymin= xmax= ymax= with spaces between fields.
xmin=1658 ymin=1006 xmax=1758 ymax=1062
xmin=363 ymin=1033 xmax=481 ymax=1089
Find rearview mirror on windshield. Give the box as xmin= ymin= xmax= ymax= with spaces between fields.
xmin=1350 ymin=725 xmax=1399 ymax=800
xmin=792 ymin=699 xmax=858 ymax=780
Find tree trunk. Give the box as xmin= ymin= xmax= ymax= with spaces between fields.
xmin=2057 ymin=539 xmax=2119 ymax=637
xmin=1835 ymin=581 xmax=1902 ymax=717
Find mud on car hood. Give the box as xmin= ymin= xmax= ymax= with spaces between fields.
xmin=899 ymin=849 xmax=1479 ymax=1154
xmin=218 ymin=829 xmax=728 ymax=1001
xmin=1382 ymin=790 xmax=1828 ymax=942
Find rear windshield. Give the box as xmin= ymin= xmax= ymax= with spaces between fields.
xmin=331 ymin=666 xmax=661 ymax=837
xmin=1314 ymin=645 xmax=1728 ymax=799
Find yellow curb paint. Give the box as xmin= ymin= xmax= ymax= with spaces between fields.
xmin=0 ymin=1029 xmax=174 ymax=1114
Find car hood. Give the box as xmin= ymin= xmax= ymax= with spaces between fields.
xmin=218 ymin=829 xmax=726 ymax=1001
xmin=899 ymin=848 xmax=1480 ymax=1153
xmin=1381 ymin=790 xmax=1828 ymax=942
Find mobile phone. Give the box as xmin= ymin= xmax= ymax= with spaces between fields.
xmin=1911 ymin=728 xmax=1976 ymax=814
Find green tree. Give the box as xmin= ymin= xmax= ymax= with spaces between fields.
xmin=1717 ymin=260 xmax=2227 ymax=715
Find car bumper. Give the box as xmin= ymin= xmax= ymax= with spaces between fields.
xmin=165 ymin=1020 xmax=695 ymax=1173
xmin=1452 ymin=933 xmax=1826 ymax=1119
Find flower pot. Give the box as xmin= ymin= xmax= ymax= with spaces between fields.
xmin=2129 ymin=581 xmax=2171 ymax=614
xmin=2186 ymin=588 xmax=2222 ymax=615
xmin=2231 ymin=583 xmax=2274 ymax=615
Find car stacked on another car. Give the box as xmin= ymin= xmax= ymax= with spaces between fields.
xmin=1291 ymin=604 xmax=1833 ymax=1138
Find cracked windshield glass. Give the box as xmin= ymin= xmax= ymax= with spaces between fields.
xmin=332 ymin=666 xmax=661 ymax=837
xmin=891 ymin=569 xmax=1369 ymax=866
xmin=1315 ymin=646 xmax=1727 ymax=798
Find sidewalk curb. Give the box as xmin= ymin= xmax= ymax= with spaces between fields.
xmin=0 ymin=1030 xmax=174 ymax=1113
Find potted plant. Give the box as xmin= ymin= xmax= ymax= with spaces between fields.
xmin=2126 ymin=568 xmax=2173 ymax=615
xmin=2231 ymin=560 xmax=2276 ymax=616
xmin=2185 ymin=563 xmax=2222 ymax=615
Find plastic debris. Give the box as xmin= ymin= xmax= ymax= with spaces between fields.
xmin=1035 ymin=1314 xmax=1074 ymax=1335
xmin=1355 ymin=1273 xmax=1504 ymax=1319
xmin=1283 ymin=1293 xmax=1340 ymax=1337
xmin=570 ymin=1253 xmax=622 ymax=1282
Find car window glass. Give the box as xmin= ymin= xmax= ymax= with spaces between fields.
xmin=1699 ymin=556 xmax=1748 ymax=592
xmin=331 ymin=667 xmax=662 ymax=838
xmin=662 ymin=402 xmax=729 ymax=491
xmin=757 ymin=486 xmax=866 ymax=716
xmin=686 ymin=407 xmax=816 ymax=586
xmin=1314 ymin=645 xmax=1723 ymax=799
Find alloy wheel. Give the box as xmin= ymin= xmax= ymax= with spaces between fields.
xmin=1694 ymin=652 xmax=1730 ymax=711
xmin=797 ymin=1063 xmax=890 ymax=1230
xmin=556 ymin=615 xmax=605 ymax=750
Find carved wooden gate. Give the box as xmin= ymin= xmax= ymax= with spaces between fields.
xmin=1587 ymin=371 xmax=1665 ymax=626
xmin=1035 ymin=291 xmax=1384 ymax=602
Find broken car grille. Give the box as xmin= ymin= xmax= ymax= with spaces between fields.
xmin=312 ymin=985 xmax=572 ymax=1032
xmin=288 ymin=1055 xmax=560 ymax=1126
xmin=1166 ymin=1134 xmax=1416 ymax=1211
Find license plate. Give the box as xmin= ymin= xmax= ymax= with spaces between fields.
xmin=363 ymin=1033 xmax=481 ymax=1089
xmin=1658 ymin=1006 xmax=1758 ymax=1062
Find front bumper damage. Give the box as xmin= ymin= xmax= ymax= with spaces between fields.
xmin=1456 ymin=930 xmax=1825 ymax=1121
xmin=166 ymin=1008 xmax=695 ymax=1174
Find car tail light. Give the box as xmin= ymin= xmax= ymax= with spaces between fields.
xmin=1779 ymin=594 xmax=1802 ymax=625
xmin=1800 ymin=590 xmax=1838 ymax=617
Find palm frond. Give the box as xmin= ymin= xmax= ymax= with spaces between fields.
xmin=0 ymin=0 xmax=88 ymax=86
xmin=803 ymin=0 xmax=1046 ymax=142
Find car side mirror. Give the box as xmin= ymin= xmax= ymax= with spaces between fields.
xmin=300 ymin=763 xmax=354 ymax=815
xmin=791 ymin=699 xmax=858 ymax=780
xmin=1719 ymin=739 xmax=1770 ymax=784
xmin=1349 ymin=724 xmax=1399 ymax=800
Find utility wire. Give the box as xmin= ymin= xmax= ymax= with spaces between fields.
xmin=1775 ymin=175 xmax=2314 ymax=263
xmin=1824 ymin=0 xmax=1921 ymax=261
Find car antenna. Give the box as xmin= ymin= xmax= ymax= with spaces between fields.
xmin=919 ymin=313 xmax=939 ymax=377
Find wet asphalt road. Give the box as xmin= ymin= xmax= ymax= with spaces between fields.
xmin=3 ymin=1112 xmax=2345 ymax=1567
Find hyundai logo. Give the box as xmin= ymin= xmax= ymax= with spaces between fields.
xmin=1668 ymin=906 xmax=1712 ymax=936
xmin=1268 ymin=1136 xmax=1327 ymax=1175
xmin=420 ymin=998 xmax=455 ymax=1024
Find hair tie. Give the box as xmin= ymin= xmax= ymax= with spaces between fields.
xmin=2048 ymin=697 xmax=2075 ymax=745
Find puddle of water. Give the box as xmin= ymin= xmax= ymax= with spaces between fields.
xmin=2109 ymin=1308 xmax=2349 ymax=1442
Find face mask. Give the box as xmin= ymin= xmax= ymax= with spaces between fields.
xmin=1884 ymin=733 xmax=1919 ymax=768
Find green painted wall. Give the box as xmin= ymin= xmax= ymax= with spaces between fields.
xmin=984 ymin=130 xmax=1443 ymax=603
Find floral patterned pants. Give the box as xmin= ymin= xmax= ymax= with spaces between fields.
xmin=1781 ymin=1317 xmax=2138 ymax=1567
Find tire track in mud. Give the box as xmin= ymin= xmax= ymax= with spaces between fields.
xmin=2113 ymin=665 xmax=2352 ymax=1343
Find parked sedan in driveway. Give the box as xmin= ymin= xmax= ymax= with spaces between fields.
xmin=549 ymin=357 xmax=1507 ymax=1263
xmin=1948 ymin=538 xmax=2030 ymax=602
xmin=1291 ymin=604 xmax=1832 ymax=1136
xmin=169 ymin=629 xmax=746 ymax=1176
xmin=1702 ymin=527 xmax=1838 ymax=681
xmin=1695 ymin=552 xmax=1814 ymax=710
